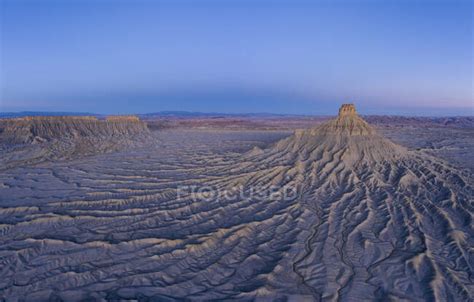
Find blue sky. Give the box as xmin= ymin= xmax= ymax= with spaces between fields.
xmin=0 ymin=0 xmax=472 ymax=115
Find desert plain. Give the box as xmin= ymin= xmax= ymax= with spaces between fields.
xmin=0 ymin=105 xmax=473 ymax=301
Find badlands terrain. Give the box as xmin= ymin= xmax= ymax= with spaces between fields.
xmin=0 ymin=105 xmax=473 ymax=301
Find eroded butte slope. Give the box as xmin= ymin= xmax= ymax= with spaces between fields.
xmin=237 ymin=104 xmax=473 ymax=300
xmin=0 ymin=105 xmax=472 ymax=301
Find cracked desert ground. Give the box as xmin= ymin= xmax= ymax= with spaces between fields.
xmin=0 ymin=105 xmax=473 ymax=301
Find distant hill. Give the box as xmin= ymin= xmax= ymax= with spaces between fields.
xmin=1 ymin=111 xmax=301 ymax=119
xmin=139 ymin=111 xmax=308 ymax=118
xmin=364 ymin=115 xmax=474 ymax=128
xmin=0 ymin=111 xmax=101 ymax=119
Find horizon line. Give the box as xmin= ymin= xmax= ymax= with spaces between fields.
xmin=0 ymin=109 xmax=473 ymax=118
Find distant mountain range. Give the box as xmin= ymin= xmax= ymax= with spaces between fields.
xmin=0 ymin=111 xmax=318 ymax=120
xmin=0 ymin=111 xmax=99 ymax=118
xmin=3 ymin=110 xmax=473 ymax=118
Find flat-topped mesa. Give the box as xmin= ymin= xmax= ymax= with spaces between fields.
xmin=106 ymin=115 xmax=141 ymax=122
xmin=315 ymin=103 xmax=375 ymax=136
xmin=1 ymin=115 xmax=149 ymax=144
xmin=338 ymin=103 xmax=357 ymax=117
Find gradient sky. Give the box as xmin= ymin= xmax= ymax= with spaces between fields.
xmin=0 ymin=0 xmax=472 ymax=115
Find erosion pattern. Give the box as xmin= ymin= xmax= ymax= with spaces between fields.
xmin=0 ymin=116 xmax=151 ymax=170
xmin=0 ymin=106 xmax=472 ymax=301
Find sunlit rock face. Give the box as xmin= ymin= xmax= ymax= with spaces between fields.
xmin=105 ymin=115 xmax=141 ymax=123
xmin=315 ymin=103 xmax=376 ymax=136
xmin=338 ymin=103 xmax=357 ymax=116
xmin=0 ymin=106 xmax=472 ymax=301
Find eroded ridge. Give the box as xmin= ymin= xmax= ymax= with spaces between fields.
xmin=0 ymin=107 xmax=472 ymax=301
xmin=0 ymin=115 xmax=153 ymax=170
xmin=1 ymin=115 xmax=149 ymax=144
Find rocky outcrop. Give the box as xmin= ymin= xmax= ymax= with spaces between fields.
xmin=271 ymin=104 xmax=404 ymax=166
xmin=315 ymin=103 xmax=376 ymax=136
xmin=338 ymin=103 xmax=357 ymax=116
xmin=1 ymin=116 xmax=148 ymax=144
xmin=0 ymin=116 xmax=152 ymax=169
